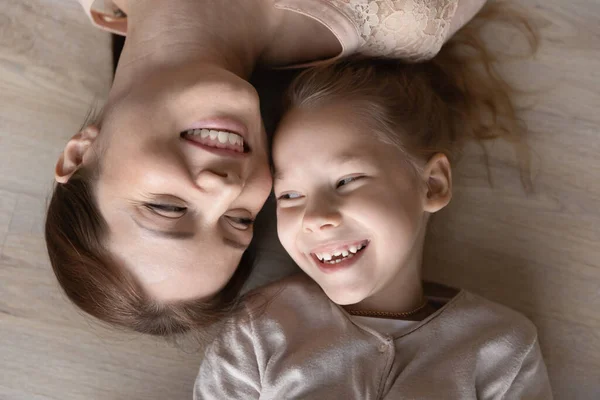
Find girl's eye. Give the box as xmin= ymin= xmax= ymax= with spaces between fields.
xmin=145 ymin=203 xmax=187 ymax=219
xmin=277 ymin=192 xmax=303 ymax=201
xmin=226 ymin=216 xmax=255 ymax=231
xmin=336 ymin=176 xmax=362 ymax=188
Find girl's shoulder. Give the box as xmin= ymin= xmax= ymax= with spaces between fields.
xmin=462 ymin=291 xmax=537 ymax=334
xmin=425 ymin=287 xmax=539 ymax=347
xmin=243 ymin=273 xmax=330 ymax=314
xmin=240 ymin=274 xmax=353 ymax=335
xmin=247 ymin=272 xmax=321 ymax=295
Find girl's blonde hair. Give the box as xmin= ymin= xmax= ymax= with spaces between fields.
xmin=285 ymin=3 xmax=537 ymax=183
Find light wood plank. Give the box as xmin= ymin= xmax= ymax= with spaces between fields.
xmin=0 ymin=0 xmax=598 ymax=399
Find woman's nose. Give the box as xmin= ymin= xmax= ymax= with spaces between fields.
xmin=194 ymin=169 xmax=243 ymax=211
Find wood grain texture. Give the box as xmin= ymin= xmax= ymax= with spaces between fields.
xmin=423 ymin=1 xmax=600 ymax=399
xmin=0 ymin=0 xmax=598 ymax=399
xmin=0 ymin=1 xmax=200 ymax=399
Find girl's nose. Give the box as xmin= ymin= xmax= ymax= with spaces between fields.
xmin=302 ymin=199 xmax=342 ymax=233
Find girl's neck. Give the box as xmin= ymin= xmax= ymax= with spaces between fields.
xmin=345 ymin=225 xmax=427 ymax=316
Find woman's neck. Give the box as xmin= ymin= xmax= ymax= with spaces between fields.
xmin=113 ymin=0 xmax=341 ymax=76
xmin=113 ymin=0 xmax=272 ymax=87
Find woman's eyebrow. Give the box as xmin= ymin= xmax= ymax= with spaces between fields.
xmin=131 ymin=217 xmax=195 ymax=240
xmin=223 ymin=237 xmax=248 ymax=250
xmin=131 ymin=217 xmax=247 ymax=249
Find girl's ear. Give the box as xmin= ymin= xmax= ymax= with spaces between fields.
xmin=422 ymin=153 xmax=452 ymax=213
xmin=55 ymin=126 xmax=99 ymax=183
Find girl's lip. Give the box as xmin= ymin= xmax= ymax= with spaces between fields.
xmin=309 ymin=239 xmax=369 ymax=255
xmin=311 ymin=242 xmax=369 ymax=274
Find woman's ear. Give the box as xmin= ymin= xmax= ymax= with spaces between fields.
xmin=55 ymin=126 xmax=99 ymax=183
xmin=422 ymin=153 xmax=452 ymax=213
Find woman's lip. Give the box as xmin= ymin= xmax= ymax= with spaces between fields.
xmin=311 ymin=243 xmax=369 ymax=274
xmin=183 ymin=137 xmax=248 ymax=158
xmin=186 ymin=117 xmax=249 ymax=142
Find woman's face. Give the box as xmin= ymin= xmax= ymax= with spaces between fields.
xmin=92 ymin=62 xmax=272 ymax=302
xmin=273 ymin=103 xmax=430 ymax=306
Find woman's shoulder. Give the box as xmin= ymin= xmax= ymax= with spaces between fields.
xmin=275 ymin=0 xmax=480 ymax=63
xmin=77 ymin=0 xmax=127 ymax=35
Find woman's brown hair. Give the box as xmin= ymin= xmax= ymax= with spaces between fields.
xmin=285 ymin=2 xmax=537 ymax=182
xmin=45 ymin=164 xmax=256 ymax=338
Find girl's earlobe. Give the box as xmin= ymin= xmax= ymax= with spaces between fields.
xmin=55 ymin=126 xmax=99 ymax=183
xmin=423 ymin=153 xmax=452 ymax=213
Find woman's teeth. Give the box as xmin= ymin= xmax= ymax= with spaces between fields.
xmin=315 ymin=243 xmax=367 ymax=264
xmin=183 ymin=129 xmax=245 ymax=152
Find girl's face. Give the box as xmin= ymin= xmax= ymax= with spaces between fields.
xmin=273 ymin=103 xmax=434 ymax=306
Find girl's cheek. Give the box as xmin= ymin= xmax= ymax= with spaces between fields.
xmin=276 ymin=208 xmax=301 ymax=240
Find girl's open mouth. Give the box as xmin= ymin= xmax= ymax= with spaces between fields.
xmin=310 ymin=240 xmax=369 ymax=273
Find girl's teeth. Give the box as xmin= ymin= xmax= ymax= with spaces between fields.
xmin=323 ymin=252 xmax=355 ymax=264
xmin=201 ymin=129 xmax=209 ymax=139
xmin=314 ymin=242 xmax=368 ymax=264
xmin=209 ymin=130 xmax=218 ymax=140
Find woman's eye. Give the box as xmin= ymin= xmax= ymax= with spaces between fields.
xmin=226 ymin=216 xmax=255 ymax=231
xmin=336 ymin=176 xmax=362 ymax=188
xmin=277 ymin=192 xmax=303 ymax=201
xmin=145 ymin=203 xmax=187 ymax=219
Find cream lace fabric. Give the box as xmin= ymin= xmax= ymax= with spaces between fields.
xmin=332 ymin=0 xmax=459 ymax=61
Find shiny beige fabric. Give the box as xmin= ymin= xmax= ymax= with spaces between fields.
xmin=195 ymin=274 xmax=552 ymax=399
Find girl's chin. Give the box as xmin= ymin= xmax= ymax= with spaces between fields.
xmin=320 ymin=284 xmax=370 ymax=307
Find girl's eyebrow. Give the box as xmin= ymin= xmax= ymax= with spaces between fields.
xmin=274 ymin=154 xmax=365 ymax=182
xmin=273 ymin=170 xmax=285 ymax=181
xmin=334 ymin=153 xmax=365 ymax=164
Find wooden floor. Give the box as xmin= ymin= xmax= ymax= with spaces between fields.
xmin=0 ymin=0 xmax=598 ymax=399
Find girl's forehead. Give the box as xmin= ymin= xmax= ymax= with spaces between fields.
xmin=276 ymin=106 xmax=374 ymax=147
